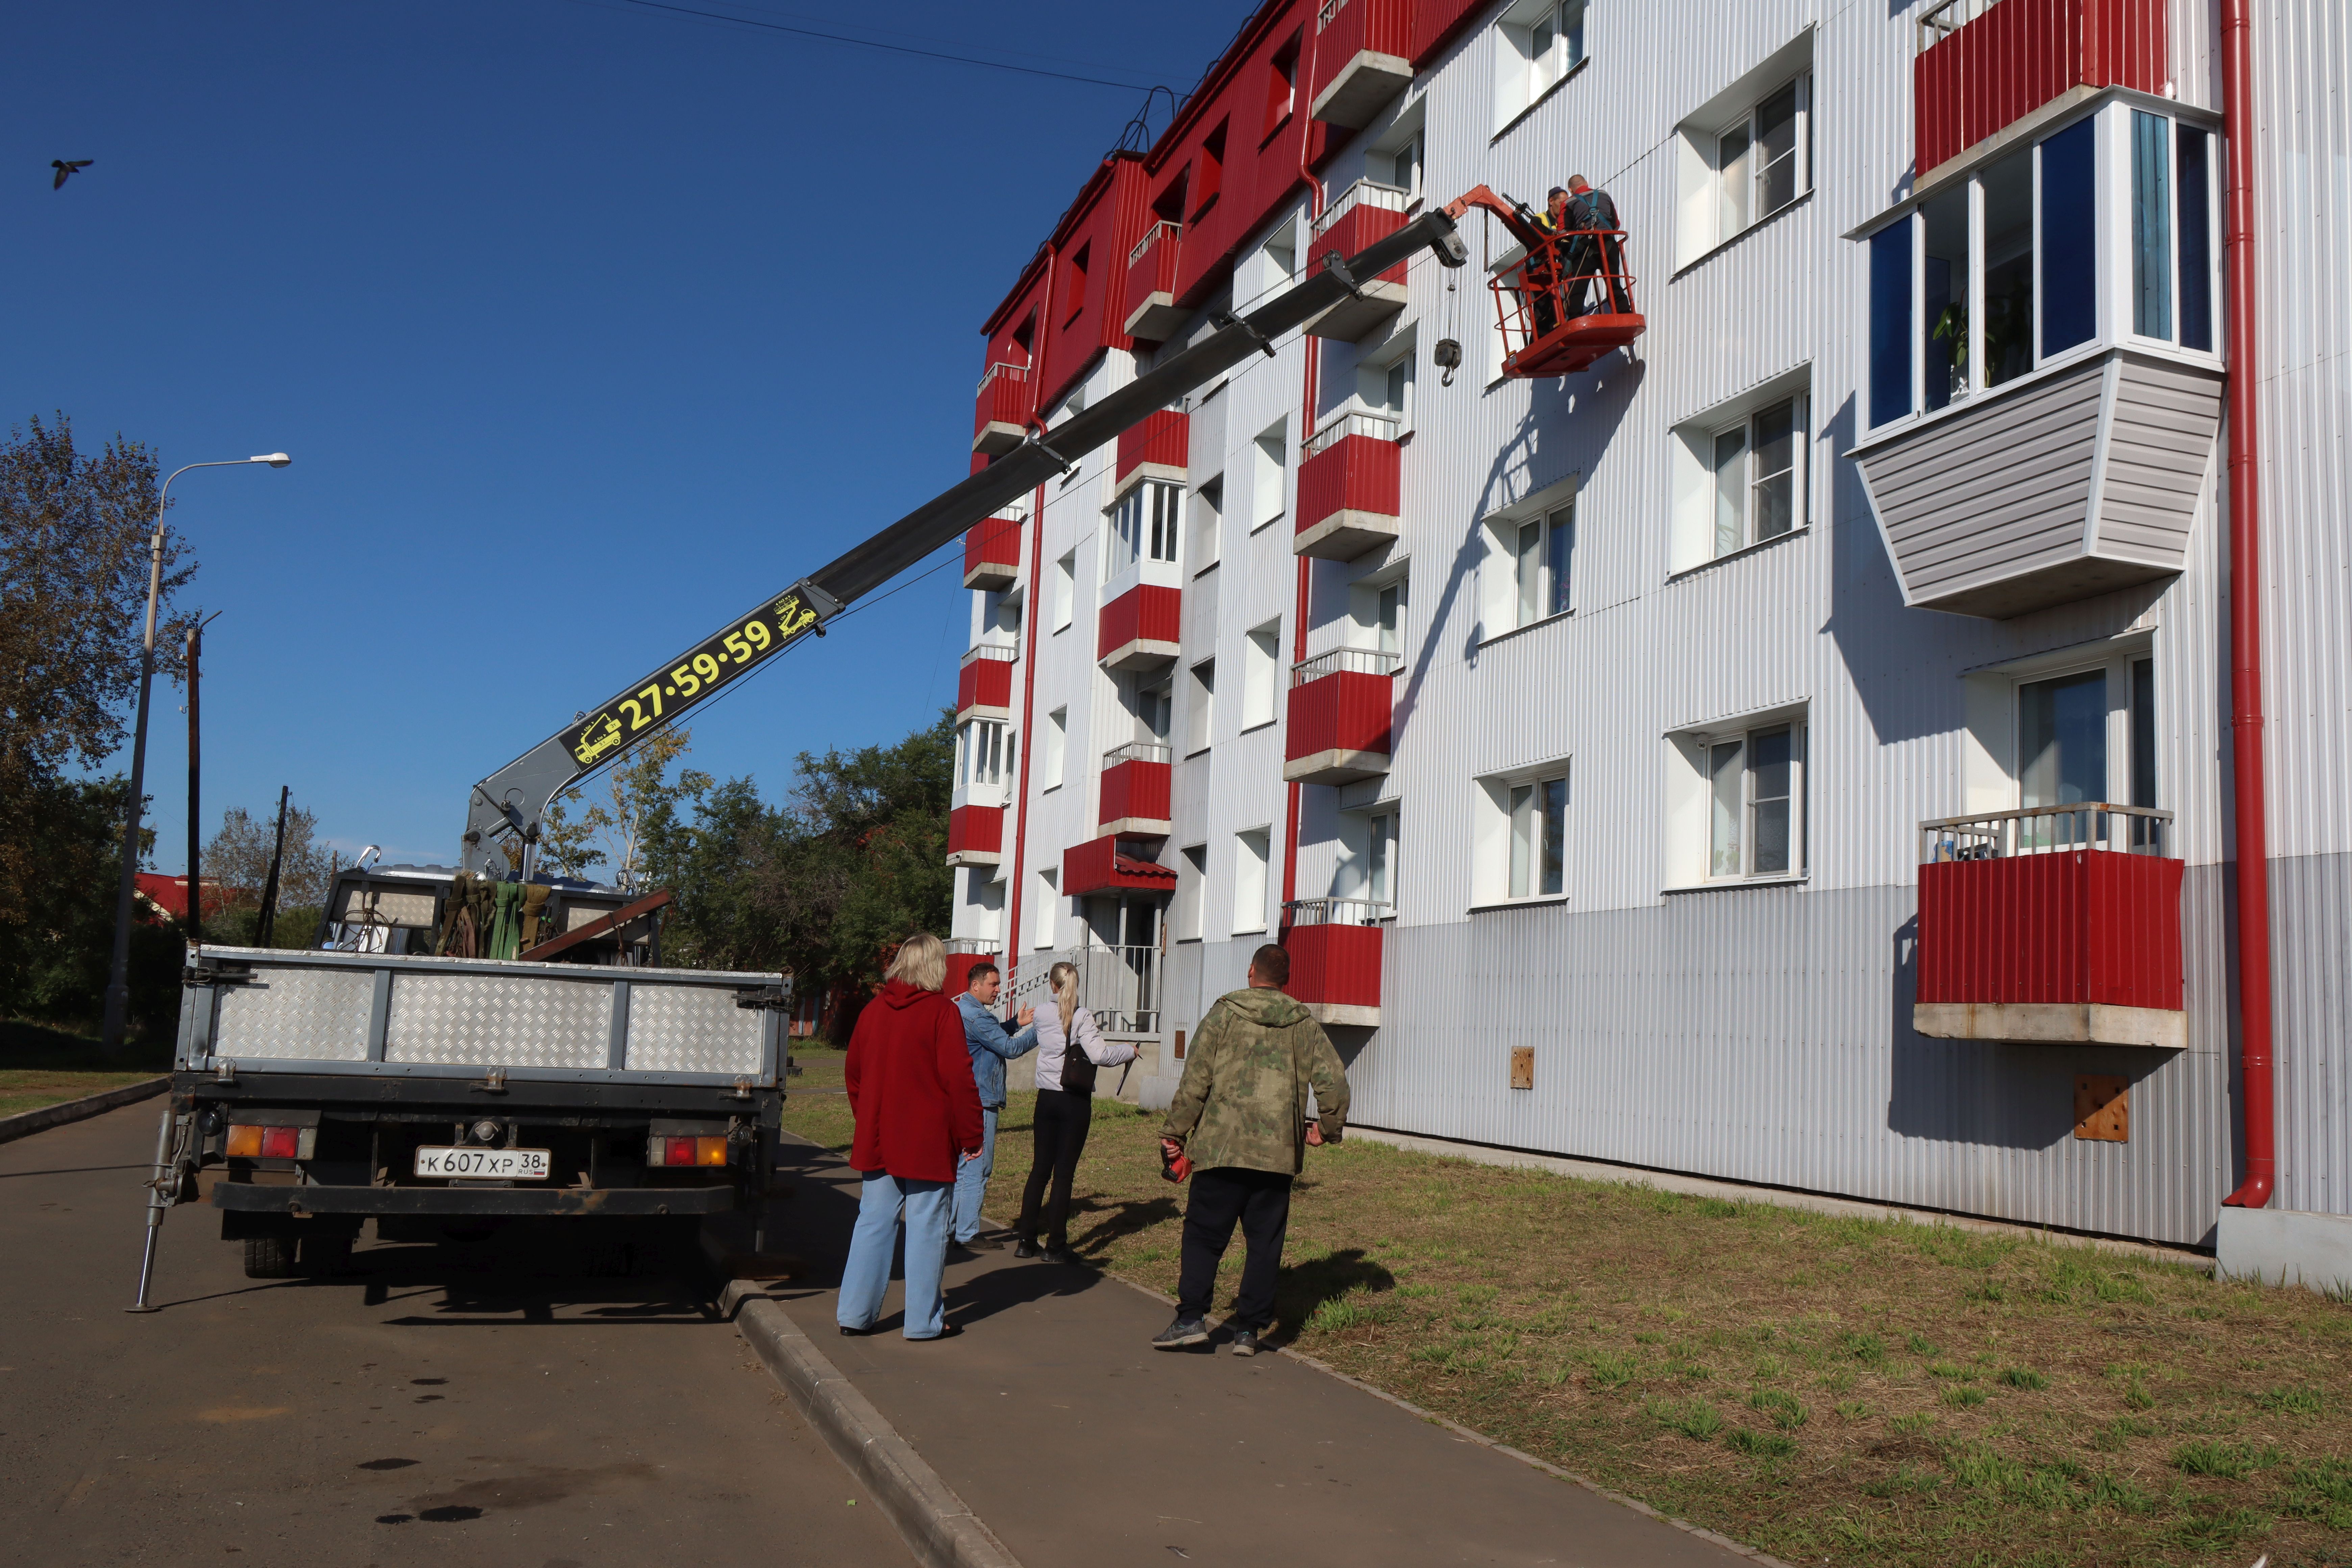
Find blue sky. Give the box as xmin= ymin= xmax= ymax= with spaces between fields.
xmin=6 ymin=0 xmax=1247 ymax=872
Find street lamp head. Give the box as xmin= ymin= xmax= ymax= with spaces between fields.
xmin=250 ymin=453 xmax=292 ymax=468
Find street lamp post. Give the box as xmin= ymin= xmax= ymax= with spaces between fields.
xmin=101 ymin=454 xmax=291 ymax=1052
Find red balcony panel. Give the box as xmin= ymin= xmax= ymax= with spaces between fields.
xmin=1407 ymin=0 xmax=1489 ymax=65
xmin=1116 ymin=409 xmax=1190 ymax=492
xmin=1919 ymin=849 xmax=2182 ymax=1010
xmin=1288 ymin=922 xmax=1381 ymax=1025
xmin=1097 ymin=584 xmax=1182 ymax=671
xmin=1098 ymin=758 xmax=1173 ymax=835
xmin=963 ymin=513 xmax=1024 ymax=592
xmin=946 ymin=805 xmax=1003 ymax=866
xmin=1914 ymin=0 xmax=2166 ymax=175
xmin=1309 ymin=0 xmax=1413 ymax=129
xmin=944 ymin=950 xmax=998 ymax=995
xmin=1294 ymin=426 xmax=1400 ymax=559
xmin=972 ymin=363 xmax=1033 ymax=456
xmin=1283 ymin=664 xmax=1394 ymax=785
xmin=1309 ymin=197 xmax=1407 ymax=289
xmin=955 ymin=654 xmax=1014 ymax=718
xmin=1063 ymin=835 xmax=1178 ymax=899
xmin=1122 ymin=221 xmax=1185 ymax=340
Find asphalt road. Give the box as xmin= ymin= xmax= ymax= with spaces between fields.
xmin=0 ymin=1102 xmax=914 ymax=1568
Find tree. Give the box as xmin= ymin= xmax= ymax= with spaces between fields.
xmin=204 ymin=802 xmax=332 ymax=911
xmin=540 ymin=728 xmax=712 ymax=887
xmin=0 ymin=775 xmax=180 ymax=1034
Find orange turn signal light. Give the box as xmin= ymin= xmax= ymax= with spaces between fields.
xmin=647 ymin=1135 xmax=730 ymax=1168
xmin=226 ymin=1124 xmax=300 ymax=1159
xmin=225 ymin=1124 xmax=261 ymax=1157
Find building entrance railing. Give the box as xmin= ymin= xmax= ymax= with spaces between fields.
xmin=1008 ymin=939 xmax=1161 ymax=1036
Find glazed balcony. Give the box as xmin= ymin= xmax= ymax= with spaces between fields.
xmin=955 ymin=643 xmax=1016 ymax=722
xmin=1309 ymin=0 xmax=1412 ymax=129
xmin=1097 ymin=583 xmax=1181 ymax=673
xmin=963 ymin=508 xmax=1025 ymax=592
xmin=1283 ymin=648 xmax=1399 ymax=785
xmin=1122 ymin=221 xmax=1186 ymax=342
xmin=1113 ymin=409 xmax=1190 ymax=503
xmin=1097 ymin=741 xmax=1173 ymax=837
xmin=1304 ymin=181 xmax=1410 ymax=341
xmin=972 ymin=361 xmax=1032 ymax=457
xmin=1914 ymin=0 xmax=2166 ymax=178
xmin=1913 ymin=803 xmax=2183 ymax=1048
xmin=1283 ymin=897 xmax=1386 ymax=1028
xmin=1294 ymin=411 xmax=1401 ymax=560
xmin=946 ymin=804 xmax=1004 ymax=869
xmin=1063 ymin=834 xmax=1178 ymax=900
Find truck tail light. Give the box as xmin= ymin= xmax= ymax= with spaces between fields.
xmin=226 ymin=1124 xmax=260 ymax=1157
xmin=647 ymin=1135 xmax=730 ymax=1168
xmin=227 ymin=1124 xmax=300 ymax=1159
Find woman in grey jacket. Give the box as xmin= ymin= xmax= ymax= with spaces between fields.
xmin=1013 ymin=961 xmax=1136 ymax=1262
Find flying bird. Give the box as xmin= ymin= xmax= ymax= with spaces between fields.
xmin=51 ymin=159 xmax=93 ymax=190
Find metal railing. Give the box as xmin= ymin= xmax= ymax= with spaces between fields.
xmin=1102 ymin=739 xmax=1172 ymax=767
xmin=1918 ymin=802 xmax=2174 ymax=862
xmin=1304 ymin=408 xmax=1400 ymax=459
xmin=946 ymin=936 xmax=997 ymax=956
xmin=1007 ymin=939 xmax=1162 ymax=1036
xmin=1129 ymin=219 xmax=1182 ymax=267
xmin=1285 ymin=896 xmax=1391 ymax=926
xmin=1312 ymin=178 xmax=1410 ymax=237
xmin=961 ymin=641 xmax=1018 ymax=665
xmin=977 ymin=360 xmax=1030 ymax=396
xmin=1917 ymin=0 xmax=2003 ymax=52
xmin=1291 ymin=646 xmax=1401 ymax=686
xmin=1317 ymin=0 xmax=1350 ymax=28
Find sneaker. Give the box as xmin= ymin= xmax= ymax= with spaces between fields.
xmin=1152 ymin=1316 xmax=1210 ymax=1350
xmin=1012 ymin=1237 xmax=1040 ymax=1259
xmin=1229 ymin=1327 xmax=1264 ymax=1357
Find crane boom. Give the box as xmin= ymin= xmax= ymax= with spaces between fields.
xmin=459 ymin=204 xmax=1471 ymax=875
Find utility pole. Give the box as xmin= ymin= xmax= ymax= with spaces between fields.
xmin=184 ymin=612 xmax=221 ymax=939
xmin=255 ymin=785 xmax=290 ymax=948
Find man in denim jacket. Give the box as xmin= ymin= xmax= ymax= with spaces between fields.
xmin=952 ymin=962 xmax=1038 ymax=1250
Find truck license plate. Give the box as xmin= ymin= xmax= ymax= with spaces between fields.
xmin=415 ymin=1146 xmax=552 ymax=1180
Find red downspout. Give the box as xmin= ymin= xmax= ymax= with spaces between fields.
xmin=1004 ymin=250 xmax=1058 ymax=974
xmin=1278 ymin=12 xmax=1324 ymax=942
xmin=2218 ymin=0 xmax=2274 ymax=1209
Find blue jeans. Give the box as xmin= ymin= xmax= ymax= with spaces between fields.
xmin=837 ymin=1171 xmax=954 ymax=1339
xmin=951 ymin=1105 xmax=1000 ymax=1243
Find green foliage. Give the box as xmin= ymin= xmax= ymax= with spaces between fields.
xmin=1998 ymin=1365 xmax=2049 ymax=1390
xmin=0 ymin=774 xmax=180 ymax=1036
xmin=2169 ymin=1439 xmax=2280 ymax=1479
xmin=2279 ymin=1456 xmax=2352 ymax=1529
xmin=1726 ymin=1427 xmax=1795 ymax=1459
xmin=1941 ymin=1384 xmax=1988 ymax=1408
xmin=2254 ymin=1383 xmax=2323 ymax=1415
xmin=1837 ymin=1330 xmax=1886 ymax=1365
xmin=1748 ymin=1388 xmax=1807 ymax=1429
xmin=1648 ymin=1396 xmax=1722 ymax=1442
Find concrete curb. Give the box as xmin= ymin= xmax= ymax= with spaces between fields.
xmin=0 ymin=1077 xmax=168 ymax=1147
xmin=721 ymin=1279 xmax=1023 ymax=1568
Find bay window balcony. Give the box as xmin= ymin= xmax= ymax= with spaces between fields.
xmin=1098 ymin=484 xmax=1182 ymax=673
xmin=1309 ymin=0 xmax=1412 ymax=129
xmin=973 ymin=361 xmax=1032 ymax=457
xmin=1097 ymin=740 xmax=1173 ymax=837
xmin=1122 ymin=221 xmax=1185 ymax=342
xmin=1062 ymin=834 xmax=1178 ymax=899
xmin=1854 ymin=96 xmax=2222 ymax=618
xmin=963 ymin=508 xmax=1025 ymax=592
xmin=954 ymin=643 xmax=1016 ymax=722
xmin=1283 ymin=647 xmax=1398 ymax=785
xmin=946 ymin=805 xmax=1003 ymax=869
xmin=1294 ymin=411 xmax=1401 ymax=560
xmin=1113 ymin=409 xmax=1190 ymax=502
xmin=1283 ymin=897 xmax=1386 ymax=1028
xmin=1305 ymin=181 xmax=1410 ymax=341
xmin=1913 ymin=0 xmax=2166 ymax=178
xmin=1913 ymin=803 xmax=2183 ymax=1048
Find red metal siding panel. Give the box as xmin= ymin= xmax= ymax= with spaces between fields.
xmin=1917 ymin=851 xmax=2182 ymax=1009
xmin=955 ymin=658 xmax=1013 ymax=716
xmin=1289 ymin=923 xmax=1382 ymax=1009
xmin=1285 ymin=670 xmax=1394 ymax=762
xmin=1063 ymin=834 xmax=1179 ymax=898
xmin=1099 ymin=759 xmax=1173 ymax=829
xmin=1407 ymin=0 xmax=1486 ymax=66
xmin=1116 ymin=410 xmax=1191 ymax=484
xmin=1310 ymin=0 xmax=1412 ymax=104
xmin=1915 ymin=0 xmax=2167 ymax=174
xmin=1097 ymin=585 xmax=1183 ymax=657
xmin=947 ymin=805 xmax=1003 ymax=858
xmin=963 ymin=514 xmax=1023 ymax=578
xmin=1122 ymin=222 xmax=1181 ymax=327
xmin=1309 ymin=199 xmax=1407 ymax=286
xmin=944 ymin=952 xmax=997 ymax=995
xmin=1295 ymin=431 xmax=1400 ymax=535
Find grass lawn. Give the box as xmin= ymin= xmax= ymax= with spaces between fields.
xmin=784 ymin=1049 xmax=2352 ymax=1568
xmin=0 ymin=1021 xmax=170 ymax=1119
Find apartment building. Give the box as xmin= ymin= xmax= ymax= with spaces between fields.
xmin=941 ymin=0 xmax=2351 ymax=1273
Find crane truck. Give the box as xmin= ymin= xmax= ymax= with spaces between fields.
xmin=130 ymin=195 xmax=1506 ymax=1300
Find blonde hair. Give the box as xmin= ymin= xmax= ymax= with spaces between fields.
xmin=1049 ymin=960 xmax=1080 ymax=1037
xmin=885 ymin=932 xmax=947 ymax=992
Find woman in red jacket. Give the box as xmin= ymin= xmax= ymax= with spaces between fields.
xmin=838 ymin=932 xmax=984 ymax=1340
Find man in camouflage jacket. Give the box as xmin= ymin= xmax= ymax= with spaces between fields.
xmin=1153 ymin=943 xmax=1350 ymax=1355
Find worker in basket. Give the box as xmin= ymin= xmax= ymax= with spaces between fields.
xmin=1560 ymin=174 xmax=1631 ymax=321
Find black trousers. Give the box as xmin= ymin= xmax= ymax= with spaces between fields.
xmin=1017 ymin=1088 xmax=1092 ymax=1248
xmin=1175 ymin=1166 xmax=1293 ymax=1330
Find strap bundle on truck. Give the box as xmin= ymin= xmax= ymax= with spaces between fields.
xmin=128 ymin=186 xmax=1587 ymax=1302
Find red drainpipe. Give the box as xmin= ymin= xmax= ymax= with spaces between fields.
xmin=1278 ymin=13 xmax=1325 ymax=942
xmin=1004 ymin=247 xmax=1058 ymax=975
xmin=2217 ymin=0 xmax=2274 ymax=1210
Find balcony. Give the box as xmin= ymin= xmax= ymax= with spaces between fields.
xmin=1914 ymin=0 xmax=2165 ymax=178
xmin=1063 ymin=835 xmax=1178 ymax=899
xmin=972 ymin=361 xmax=1032 ymax=457
xmin=1283 ymin=648 xmax=1399 ymax=785
xmin=1097 ymin=583 xmax=1181 ymax=672
xmin=945 ymin=936 xmax=998 ymax=995
xmin=1309 ymin=0 xmax=1412 ymax=129
xmin=955 ymin=644 xmax=1016 ymax=722
xmin=1097 ymin=741 xmax=1173 ymax=837
xmin=1284 ymin=897 xmax=1386 ymax=1028
xmin=963 ymin=508 xmax=1025 ymax=592
xmin=946 ymin=804 xmax=1004 ymax=869
xmin=1913 ymin=804 xmax=2184 ymax=1048
xmin=1294 ymin=411 xmax=1401 ymax=560
xmin=1122 ymin=221 xmax=1186 ymax=342
xmin=1304 ymin=181 xmax=1410 ymax=341
xmin=1113 ymin=408 xmax=1190 ymax=503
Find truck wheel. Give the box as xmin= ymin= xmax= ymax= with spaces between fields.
xmin=301 ymin=1234 xmax=354 ymax=1276
xmin=244 ymin=1236 xmax=297 ymax=1279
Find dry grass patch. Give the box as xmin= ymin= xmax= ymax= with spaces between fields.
xmin=781 ymin=1086 xmax=2352 ymax=1567
xmin=0 ymin=1022 xmax=168 ymax=1118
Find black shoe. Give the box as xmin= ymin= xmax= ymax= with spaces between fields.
xmin=1152 ymin=1316 xmax=1210 ymax=1350
xmin=839 ymin=1323 xmax=876 ymax=1337
xmin=1012 ymin=1237 xmax=1040 ymax=1259
xmin=1229 ymin=1327 xmax=1264 ymax=1357
xmin=1039 ymin=1244 xmax=1080 ymax=1266
xmin=961 ymin=1234 xmax=1006 ymax=1252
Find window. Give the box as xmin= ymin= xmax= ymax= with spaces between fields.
xmin=984 ymin=587 xmax=1022 ymax=641
xmin=2130 ymin=112 xmax=2217 ymax=351
xmin=2174 ymin=125 xmax=2216 ymax=352
xmin=1706 ymin=723 xmax=1804 ymax=879
xmin=1377 ymin=127 xmax=1425 ymax=202
xmin=1242 ymin=621 xmax=1280 ymax=729
xmin=1264 ymin=34 xmax=1299 ymax=136
xmin=1716 ymin=77 xmax=1809 ymax=241
xmin=1052 ymin=550 xmax=1075 ymax=630
xmin=1233 ymin=828 xmax=1270 ymax=934
xmin=2129 ymin=657 xmax=2157 ymax=808
xmin=1375 ymin=579 xmax=1405 ymax=657
xmin=1186 ymin=659 xmax=1215 ymax=753
xmin=958 ymin=719 xmax=1008 ymax=791
xmin=1042 ymin=707 xmax=1067 ymax=789
xmin=1191 ymin=476 xmax=1223 ymax=572
xmin=1193 ymin=122 xmax=1227 ymax=217
xmin=1032 ymin=867 xmax=1058 ymax=949
xmin=1336 ymin=806 xmax=1400 ymax=906
xmin=1507 ymin=772 xmax=1569 ymax=898
xmin=1108 ymin=480 xmax=1181 ymax=578
xmin=1136 ymin=672 xmax=1172 ymax=744
xmin=1672 ymin=35 xmax=1815 ymax=267
xmin=1361 ymin=348 xmax=1414 ymax=433
xmin=1061 ymin=242 xmax=1090 ymax=324
xmin=1709 ymin=397 xmax=1804 ymax=556
xmin=2017 ymin=669 xmax=2106 ymax=810
xmin=1512 ymin=503 xmax=1574 ymax=627
xmin=1179 ymin=843 xmax=1208 ymax=941
xmin=1367 ymin=810 xmax=1397 ymax=906
xmin=1252 ymin=420 xmax=1287 ymax=529
xmin=1495 ymin=0 xmax=1587 ymax=128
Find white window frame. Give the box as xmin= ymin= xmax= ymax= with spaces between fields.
xmin=1713 ymin=75 xmax=1810 ymax=244
xmin=957 ymin=717 xmax=1010 ymax=792
xmin=1669 ymin=368 xmax=1810 ymax=574
xmin=1186 ymin=658 xmax=1216 ymax=754
xmin=1691 ymin=720 xmax=1806 ymax=884
xmin=1178 ymin=842 xmax=1209 ymax=942
xmin=1107 ymin=479 xmax=1182 ymax=581
xmin=1478 ymin=474 xmax=1580 ymax=639
xmin=1041 ymin=706 xmax=1067 ymax=790
xmin=1474 ymin=760 xmax=1570 ymax=906
xmin=1135 ymin=670 xmax=1173 ymax=745
xmin=1665 ymin=705 xmax=1809 ymax=890
xmin=1705 ymin=394 xmax=1807 ymax=559
xmin=1191 ymin=475 xmax=1224 ymax=574
xmin=1359 ymin=337 xmax=1416 ymax=436
xmin=1052 ymin=550 xmax=1076 ymax=631
xmin=1232 ymin=827 xmax=1271 ymax=936
xmin=1510 ymin=503 xmax=1574 ymax=629
xmin=1241 ymin=620 xmax=1281 ymax=730
xmin=1032 ymin=867 xmax=1058 ymax=950
xmin=1252 ymin=420 xmax=1288 ymax=531
xmin=1493 ymin=0 xmax=1588 ymax=132
xmin=1672 ymin=32 xmax=1815 ymax=269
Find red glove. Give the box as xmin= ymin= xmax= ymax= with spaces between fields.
xmin=1160 ymin=1138 xmax=1191 ymax=1183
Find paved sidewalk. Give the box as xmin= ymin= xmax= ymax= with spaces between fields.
xmin=748 ymin=1134 xmax=1767 ymax=1568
